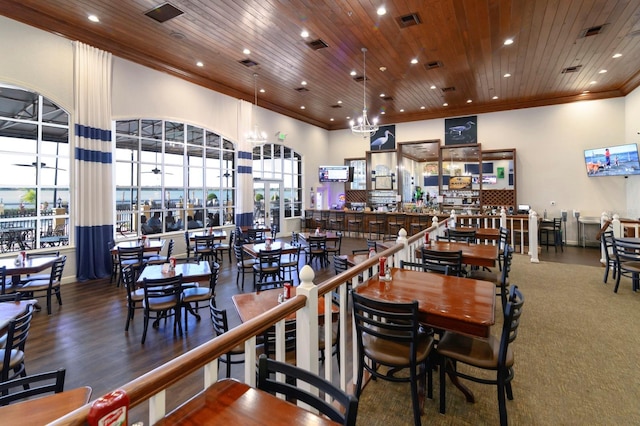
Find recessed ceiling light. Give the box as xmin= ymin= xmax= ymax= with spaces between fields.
xmin=346 ymin=116 xmax=351 ymax=120
xmin=243 ymin=48 xmax=250 ymax=55
xmin=300 ymin=106 xmax=305 ymax=109
xmin=301 ymin=81 xmax=307 ymax=86
xmin=411 ymin=58 xmax=418 ymax=64
xmin=590 ymin=81 xmax=597 ymax=85
xmin=400 ymin=109 xmax=405 ymax=112
xmin=381 ymin=111 xmax=386 ymax=115
xmin=492 ymin=96 xmax=499 ymax=100
xmin=196 ymin=61 xmax=204 ymax=67
xmin=259 ymin=88 xmax=265 ymax=93
xmin=88 ymin=14 xmax=99 ymax=23
xmin=350 ymin=70 xmax=356 ymax=76
xmin=466 ymin=99 xmax=473 ymax=103
xmin=612 ymin=53 xmax=622 ymax=58
xmin=379 ymin=93 xmax=385 ymax=97
xmin=430 ymin=85 xmax=436 ymax=90
xmin=443 ymin=103 xmax=448 ymax=107
xmin=599 ymin=69 xmax=607 ymax=74
xmin=377 ymin=6 xmax=387 ymax=16
xmin=300 ymin=30 xmax=309 ymax=38
xmin=504 ymin=38 xmax=514 ymax=45
xmin=379 ymin=66 xmax=387 ymax=72
xmin=330 ymin=118 xmax=334 ymax=121
xmin=337 ymin=100 xmax=343 ymax=104
xmin=420 ymin=106 xmax=426 ymax=110
xmin=504 ymin=73 xmax=511 ymax=78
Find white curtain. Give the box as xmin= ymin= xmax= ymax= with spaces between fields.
xmin=73 ymin=41 xmax=113 ymax=280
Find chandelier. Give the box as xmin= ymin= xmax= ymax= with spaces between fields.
xmin=350 ymin=47 xmax=379 ymax=137
xmin=246 ymin=73 xmax=268 ymax=145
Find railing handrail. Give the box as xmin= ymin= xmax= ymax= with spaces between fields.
xmin=49 ymin=295 xmax=307 ymax=426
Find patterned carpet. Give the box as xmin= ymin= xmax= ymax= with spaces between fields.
xmin=356 ymin=254 xmax=640 ymax=425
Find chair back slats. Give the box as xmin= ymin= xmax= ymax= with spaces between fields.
xmin=2 ymin=304 xmax=35 ymax=382
xmin=421 ymin=248 xmax=463 ymax=276
xmin=500 ymin=286 xmax=525 ymax=365
xmin=446 ymin=229 xmax=476 ymax=243
xmin=0 ymin=369 xmax=66 ymax=406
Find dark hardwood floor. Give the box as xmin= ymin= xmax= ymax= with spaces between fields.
xmin=20 ymin=236 xmax=601 ymax=420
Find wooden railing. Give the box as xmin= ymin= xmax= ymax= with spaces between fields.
xmin=50 ymin=215 xmax=537 ymax=425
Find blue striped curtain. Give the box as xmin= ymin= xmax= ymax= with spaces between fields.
xmin=74 ymin=42 xmax=113 ymax=281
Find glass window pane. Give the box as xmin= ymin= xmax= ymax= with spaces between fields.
xmin=187 ymin=126 xmax=203 ymax=146
xmin=141 ymin=120 xmax=162 ymax=139
xmin=0 ymin=121 xmax=38 ymax=148
xmin=165 ymin=121 xmax=184 ymax=142
xmin=42 ymin=98 xmax=68 ymax=125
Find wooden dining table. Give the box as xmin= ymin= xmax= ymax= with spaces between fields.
xmin=0 ymin=386 xmax=92 ymax=424
xmin=0 ymin=299 xmax=37 ymax=332
xmin=0 ymin=255 xmax=59 ymax=289
xmin=242 ymin=241 xmax=298 ymax=258
xmin=189 ymin=229 xmax=228 ymax=241
xmin=137 ymin=261 xmax=212 ymax=286
xmin=419 ymin=240 xmax=499 ymax=268
xmin=155 ymin=378 xmax=340 ymax=425
xmin=298 ymin=231 xmax=340 ymax=242
xmin=112 ymin=238 xmax=165 ymax=254
xmin=456 ymin=226 xmax=501 ymax=241
xmin=233 ymin=287 xmax=338 ymax=323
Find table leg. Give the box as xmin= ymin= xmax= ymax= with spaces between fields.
xmin=445 ymin=358 xmax=475 ymax=403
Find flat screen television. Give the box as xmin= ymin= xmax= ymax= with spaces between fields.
xmin=584 ymin=143 xmax=640 ymax=177
xmin=319 ymin=165 xmax=353 ymax=182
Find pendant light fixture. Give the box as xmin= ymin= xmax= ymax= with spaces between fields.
xmin=246 ymin=73 xmax=267 ymax=145
xmin=350 ymin=47 xmax=379 ymax=137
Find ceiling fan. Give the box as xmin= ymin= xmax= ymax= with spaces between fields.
xmin=142 ymin=146 xmax=171 ymax=175
xmin=13 ymin=161 xmax=66 ymax=171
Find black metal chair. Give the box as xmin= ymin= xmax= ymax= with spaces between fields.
xmin=399 ymin=259 xmax=450 ymax=275
xmin=352 ymin=291 xmax=434 ymax=426
xmin=368 ymin=212 xmax=387 ymax=239
xmin=257 ymin=354 xmax=359 ymax=426
xmin=387 ymin=213 xmax=406 ymax=237
xmin=325 ymin=232 xmax=343 ymax=260
xmin=329 ymin=210 xmax=345 ymax=232
xmin=0 ymin=303 xmax=34 ymax=383
xmin=213 ymin=231 xmax=234 ymax=264
xmin=116 ymin=246 xmax=144 ymax=287
xmin=182 ymin=261 xmax=220 ymax=329
xmin=280 ymin=245 xmax=301 ymax=283
xmin=146 ymin=239 xmax=175 ymax=265
xmin=437 ymin=285 xmax=525 ymax=426
xmin=0 ymin=369 xmax=68 ymax=404
xmin=346 ymin=211 xmax=363 ymax=238
xmin=420 ymin=248 xmax=464 ymax=277
xmin=20 ymin=250 xmax=60 ymax=284
xmin=193 ymin=235 xmax=217 ymax=263
xmin=612 ymin=238 xmax=640 ymax=293
xmin=19 ymin=256 xmax=66 ymax=314
xmin=209 ymin=301 xmax=246 ymax=378
xmin=233 ymin=243 xmax=256 ymax=290
xmin=600 ymin=230 xmax=617 ymax=284
xmin=305 ymin=235 xmax=328 ymax=268
xmin=122 ymin=265 xmax=144 ymax=332
xmin=252 ymin=248 xmax=283 ymax=288
xmin=409 ymin=215 xmax=430 ymax=236
xmin=539 ymin=217 xmax=563 ymax=252
xmin=445 ymin=228 xmax=477 ymax=243
xmin=469 ymin=245 xmax=514 ymax=309
xmin=141 ymin=274 xmax=184 ymax=344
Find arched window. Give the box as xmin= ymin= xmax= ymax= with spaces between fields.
xmin=114 ymin=119 xmax=236 ymax=237
xmin=252 ymin=143 xmax=302 ymax=218
xmin=0 ymin=85 xmax=70 ymax=252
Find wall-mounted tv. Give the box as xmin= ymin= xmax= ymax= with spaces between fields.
xmin=584 ymin=144 xmax=640 ymax=177
xmin=319 ymin=165 xmax=353 ymax=182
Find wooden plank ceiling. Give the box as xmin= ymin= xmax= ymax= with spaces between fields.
xmin=3 ymin=0 xmax=640 ymax=130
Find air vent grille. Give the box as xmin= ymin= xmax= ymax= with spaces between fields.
xmin=382 ymin=96 xmax=394 ymax=101
xmin=441 ymin=86 xmax=456 ymax=93
xmin=145 ymin=3 xmax=184 ymax=23
xmin=353 ymin=76 xmax=367 ymax=83
xmin=396 ymin=13 xmax=421 ymax=28
xmin=239 ymin=59 xmax=259 ymax=67
xmin=331 ymin=104 xmax=343 ymax=109
xmin=306 ymin=39 xmax=329 ymax=50
xmin=561 ymin=65 xmax=582 ymax=74
xmin=425 ymin=61 xmax=443 ymax=70
xmin=294 ymin=87 xmax=309 ymax=93
xmin=578 ymin=24 xmax=607 ymax=38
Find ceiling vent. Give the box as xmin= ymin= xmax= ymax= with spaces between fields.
xmin=578 ymin=24 xmax=607 ymax=38
xmin=353 ymin=76 xmax=368 ymax=83
xmin=441 ymin=86 xmax=456 ymax=93
xmin=331 ymin=104 xmax=343 ymax=108
xmin=239 ymin=59 xmax=259 ymax=67
xmin=561 ymin=65 xmax=582 ymax=74
xmin=306 ymin=39 xmax=329 ymax=50
xmin=382 ymin=96 xmax=394 ymax=102
xmin=425 ymin=61 xmax=443 ymax=70
xmin=145 ymin=3 xmax=184 ymax=23
xmin=294 ymin=87 xmax=309 ymax=93
xmin=396 ymin=13 xmax=421 ymax=28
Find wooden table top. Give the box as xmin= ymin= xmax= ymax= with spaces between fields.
xmin=354 ymin=268 xmax=496 ymax=338
xmin=0 ymin=256 xmax=58 ymax=278
xmin=112 ymin=239 xmax=165 ymax=254
xmin=190 ymin=230 xmax=228 ymax=240
xmin=137 ymin=261 xmax=212 ymax=284
xmin=456 ymin=226 xmax=501 ymax=241
xmin=298 ymin=231 xmax=340 ymax=241
xmin=242 ymin=241 xmax=298 ymax=258
xmin=419 ymin=241 xmax=498 ymax=268
xmin=156 ymin=378 xmax=340 ymax=425
xmin=233 ymin=287 xmax=337 ymax=323
xmin=239 ymin=226 xmax=271 ymax=233
xmin=0 ymin=300 xmax=37 ymax=332
xmin=0 ymin=386 xmax=92 ymax=424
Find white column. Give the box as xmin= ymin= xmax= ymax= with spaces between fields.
xmin=529 ymin=210 xmax=539 ymax=263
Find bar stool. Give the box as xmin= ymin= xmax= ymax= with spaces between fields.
xmin=329 ymin=210 xmax=345 ymax=231
xmin=368 ymin=212 xmax=387 ymax=239
xmin=409 ymin=215 xmax=429 ymax=236
xmin=346 ymin=211 xmax=363 ymax=238
xmin=387 ymin=213 xmax=406 ymax=237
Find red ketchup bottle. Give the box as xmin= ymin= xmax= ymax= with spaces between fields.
xmin=284 ymin=282 xmax=292 ymax=299
xmin=425 ymin=232 xmax=430 ymax=246
xmin=379 ymin=256 xmax=387 ymax=277
xmin=88 ymin=389 xmax=129 ymax=426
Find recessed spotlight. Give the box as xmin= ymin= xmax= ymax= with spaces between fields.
xmin=243 ymin=48 xmax=250 ymax=55
xmin=379 ymin=66 xmax=387 ymax=72
xmin=420 ymin=106 xmax=426 ymax=110
xmin=259 ymin=88 xmax=265 ymax=93
xmin=196 ymin=61 xmax=203 ymax=67
xmin=443 ymin=103 xmax=448 ymax=107
xmin=337 ymin=100 xmax=343 ymax=104
xmin=300 ymin=106 xmax=305 ymax=109
xmin=599 ymin=69 xmax=607 ymax=74
xmin=411 ymin=58 xmax=418 ymax=64
xmin=430 ymin=85 xmax=436 ymax=90
xmin=379 ymin=93 xmax=385 ymax=97
xmin=504 ymin=38 xmax=514 ymax=45
xmin=492 ymin=95 xmax=499 ymax=100
xmin=377 ymin=6 xmax=387 ymax=16
xmin=590 ymin=81 xmax=597 ymax=85
xmin=301 ymin=81 xmax=307 ymax=86
xmin=381 ymin=111 xmax=386 ymax=115
xmin=300 ymin=30 xmax=309 ymax=38
xmin=350 ymin=70 xmax=356 ymax=76
xmin=346 ymin=116 xmax=351 ymax=120
xmin=88 ymin=14 xmax=99 ymax=23
xmin=400 ymin=109 xmax=405 ymax=112
xmin=330 ymin=118 xmax=334 ymax=121
xmin=504 ymin=73 xmax=511 ymax=78
xmin=612 ymin=53 xmax=622 ymax=58
xmin=466 ymin=99 xmax=473 ymax=103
